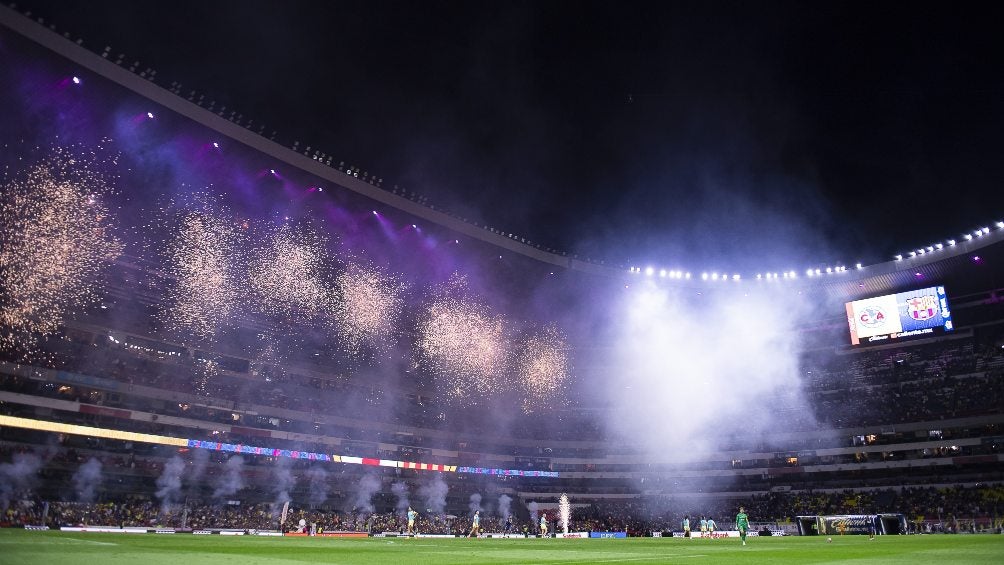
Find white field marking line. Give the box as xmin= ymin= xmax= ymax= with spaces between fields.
xmin=59 ymin=537 xmax=118 ymax=546
xmin=547 ymin=555 xmax=708 ymax=565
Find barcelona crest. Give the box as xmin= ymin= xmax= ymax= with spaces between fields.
xmin=906 ymin=294 xmax=937 ymax=321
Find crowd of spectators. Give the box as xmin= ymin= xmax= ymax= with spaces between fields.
xmin=3 ymin=485 xmax=1002 ymax=534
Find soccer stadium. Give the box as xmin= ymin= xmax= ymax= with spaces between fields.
xmin=1 ymin=3 xmax=1003 ymax=564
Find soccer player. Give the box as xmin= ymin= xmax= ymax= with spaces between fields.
xmin=736 ymin=507 xmax=750 ymax=546
xmin=682 ymin=516 xmax=691 ymax=538
xmin=407 ymin=506 xmax=418 ymax=535
xmin=540 ymin=514 xmax=549 ymax=536
xmin=707 ymin=517 xmax=717 ymax=536
xmin=468 ymin=510 xmax=481 ymax=538
xmin=700 ymin=516 xmax=708 ymax=537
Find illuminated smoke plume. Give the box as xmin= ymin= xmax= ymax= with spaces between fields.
xmin=352 ymin=473 xmax=381 ymax=514
xmin=306 ymin=466 xmax=329 ymax=507
xmin=605 ymin=283 xmax=815 ymax=470
xmin=331 ymin=262 xmax=406 ymax=356
xmin=270 ymin=458 xmax=294 ymax=517
xmin=155 ymin=455 xmax=186 ymax=510
xmin=517 ymin=324 xmax=571 ymax=414
xmin=212 ymin=456 xmax=245 ymax=500
xmin=418 ymin=474 xmax=449 ymax=515
xmin=468 ymin=492 xmax=483 ymax=516
xmin=498 ymin=494 xmax=512 ymax=521
xmin=72 ymin=458 xmax=103 ymax=503
xmin=0 ymin=143 xmax=122 ymax=357
xmin=160 ymin=204 xmax=246 ymax=342
xmin=528 ymin=500 xmax=539 ymax=525
xmin=417 ymin=275 xmax=513 ymax=404
xmin=249 ymin=223 xmax=334 ymax=319
xmin=0 ymin=452 xmax=45 ymax=511
xmin=392 ymin=481 xmax=410 ymax=516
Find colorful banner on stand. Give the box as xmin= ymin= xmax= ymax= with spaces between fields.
xmin=0 ymin=415 xmax=559 ymax=477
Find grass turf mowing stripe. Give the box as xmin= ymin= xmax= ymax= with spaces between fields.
xmin=0 ymin=530 xmax=1002 ymax=564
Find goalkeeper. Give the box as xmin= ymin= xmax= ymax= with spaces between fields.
xmin=736 ymin=507 xmax=750 ymax=546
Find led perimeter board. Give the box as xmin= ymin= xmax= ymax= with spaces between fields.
xmin=845 ymin=286 xmax=953 ymax=346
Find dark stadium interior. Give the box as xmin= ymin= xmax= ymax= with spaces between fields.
xmin=1 ymin=3 xmax=1003 ymax=538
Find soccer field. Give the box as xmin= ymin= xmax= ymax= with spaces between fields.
xmin=1 ymin=531 xmax=1003 ymax=565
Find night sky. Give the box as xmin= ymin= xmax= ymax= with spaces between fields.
xmin=12 ymin=0 xmax=1004 ymax=271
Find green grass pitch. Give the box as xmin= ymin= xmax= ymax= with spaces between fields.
xmin=1 ymin=530 xmax=1002 ymax=564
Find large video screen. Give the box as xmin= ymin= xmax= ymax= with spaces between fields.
xmin=845 ymin=286 xmax=954 ymax=346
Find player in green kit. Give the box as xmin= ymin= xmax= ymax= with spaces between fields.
xmin=736 ymin=507 xmax=750 ymax=546
xmin=407 ymin=507 xmax=418 ymax=535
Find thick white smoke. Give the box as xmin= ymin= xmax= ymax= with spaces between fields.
xmin=306 ymin=466 xmax=329 ymax=507
xmin=606 ymin=283 xmax=814 ymax=466
xmin=392 ymin=481 xmax=410 ymax=516
xmin=498 ymin=494 xmax=512 ymax=520
xmin=72 ymin=458 xmax=103 ymax=503
xmin=270 ymin=458 xmax=295 ymax=516
xmin=0 ymin=452 xmax=44 ymax=510
xmin=418 ymin=473 xmax=449 ymax=515
xmin=156 ymin=455 xmax=186 ymax=509
xmin=212 ymin=455 xmax=245 ymax=500
xmin=352 ymin=473 xmax=381 ymax=514
xmin=468 ymin=492 xmax=482 ymax=516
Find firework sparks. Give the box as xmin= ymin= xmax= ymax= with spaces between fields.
xmin=161 ymin=207 xmax=245 ymax=342
xmin=248 ymin=224 xmax=333 ymax=319
xmin=417 ymin=276 xmax=512 ymax=403
xmin=0 ymin=143 xmax=122 ymax=356
xmin=332 ymin=262 xmax=406 ymax=356
xmin=518 ymin=324 xmax=571 ymax=413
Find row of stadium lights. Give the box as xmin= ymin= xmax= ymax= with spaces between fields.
xmin=631 ymin=220 xmax=1004 ymax=281
xmin=628 ymin=264 xmax=861 ymax=282
xmin=894 ymin=223 xmax=1004 ymax=261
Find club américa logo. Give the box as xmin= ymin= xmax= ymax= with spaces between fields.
xmin=858 ymin=306 xmax=887 ymax=328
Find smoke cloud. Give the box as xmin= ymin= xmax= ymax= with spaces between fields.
xmin=0 ymin=452 xmax=44 ymax=511
xmin=604 ymin=283 xmax=816 ymax=479
xmin=352 ymin=473 xmax=381 ymax=514
xmin=498 ymin=494 xmax=512 ymax=520
xmin=468 ymin=492 xmax=482 ymax=516
xmin=392 ymin=481 xmax=410 ymax=516
xmin=270 ymin=458 xmax=295 ymax=516
xmin=155 ymin=455 xmax=186 ymax=509
xmin=212 ymin=455 xmax=245 ymax=500
xmin=528 ymin=500 xmax=539 ymax=524
xmin=418 ymin=473 xmax=449 ymax=515
xmin=71 ymin=457 xmax=103 ymax=503
xmin=306 ymin=466 xmax=329 ymax=507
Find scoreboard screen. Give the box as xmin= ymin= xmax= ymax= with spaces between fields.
xmin=845 ymin=286 xmax=954 ymax=346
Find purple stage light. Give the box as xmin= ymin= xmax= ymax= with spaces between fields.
xmin=146 ymin=112 xmax=155 ymax=119
xmin=212 ymin=142 xmax=219 ymax=149
xmin=973 ymin=256 xmax=981 ymax=263
xmin=72 ymin=76 xmax=81 ymax=84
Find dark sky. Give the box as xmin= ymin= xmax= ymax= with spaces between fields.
xmin=13 ymin=0 xmax=1004 ymax=271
